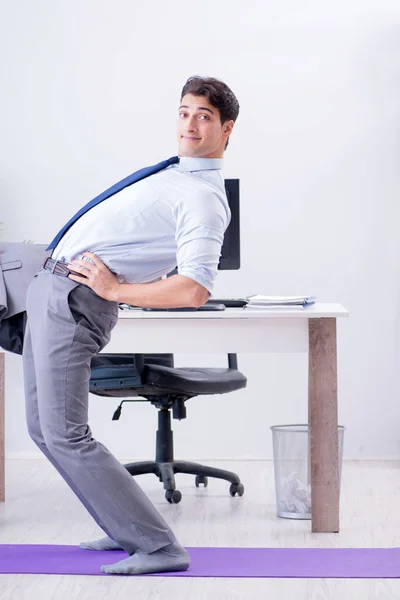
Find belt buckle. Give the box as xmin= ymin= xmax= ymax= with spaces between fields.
xmin=59 ymin=262 xmax=70 ymax=277
xmin=43 ymin=257 xmax=53 ymax=271
xmin=44 ymin=257 xmax=69 ymax=277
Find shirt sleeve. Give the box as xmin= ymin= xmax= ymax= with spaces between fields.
xmin=174 ymin=190 xmax=230 ymax=294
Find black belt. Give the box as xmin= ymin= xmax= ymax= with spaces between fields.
xmin=43 ymin=257 xmax=84 ymax=278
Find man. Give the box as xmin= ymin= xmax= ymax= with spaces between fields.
xmin=23 ymin=76 xmax=239 ymax=575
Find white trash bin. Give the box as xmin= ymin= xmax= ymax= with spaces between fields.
xmin=270 ymin=424 xmax=345 ymax=519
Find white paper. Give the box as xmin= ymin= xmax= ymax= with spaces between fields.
xmin=246 ymin=294 xmax=316 ymax=306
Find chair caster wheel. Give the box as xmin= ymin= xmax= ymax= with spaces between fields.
xmin=229 ymin=482 xmax=244 ymax=497
xmin=165 ymin=489 xmax=182 ymax=504
xmin=195 ymin=475 xmax=208 ymax=488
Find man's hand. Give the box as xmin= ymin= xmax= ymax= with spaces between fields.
xmin=67 ymin=251 xmax=119 ymax=302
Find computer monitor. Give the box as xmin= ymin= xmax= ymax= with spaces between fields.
xmin=219 ymin=179 xmax=240 ymax=270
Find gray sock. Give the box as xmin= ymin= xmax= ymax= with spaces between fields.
xmin=80 ymin=536 xmax=123 ymax=551
xmin=100 ymin=540 xmax=190 ymax=575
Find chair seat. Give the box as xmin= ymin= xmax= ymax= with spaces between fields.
xmin=144 ymin=364 xmax=247 ymax=395
xmin=90 ymin=362 xmax=247 ymax=397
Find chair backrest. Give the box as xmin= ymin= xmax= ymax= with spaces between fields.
xmin=91 ymin=353 xmax=174 ymax=370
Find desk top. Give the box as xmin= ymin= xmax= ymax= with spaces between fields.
xmin=118 ymin=303 xmax=349 ymax=320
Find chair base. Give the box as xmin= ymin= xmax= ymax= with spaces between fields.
xmin=122 ymin=408 xmax=244 ymax=503
xmin=123 ymin=460 xmax=243 ymax=503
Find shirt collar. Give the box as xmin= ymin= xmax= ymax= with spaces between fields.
xmin=178 ymin=157 xmax=224 ymax=172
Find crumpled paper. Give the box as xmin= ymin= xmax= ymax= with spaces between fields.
xmin=278 ymin=472 xmax=311 ymax=514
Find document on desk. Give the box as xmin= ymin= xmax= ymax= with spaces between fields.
xmin=245 ymin=295 xmax=316 ymax=309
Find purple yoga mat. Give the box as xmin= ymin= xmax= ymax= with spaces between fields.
xmin=0 ymin=545 xmax=399 ymax=578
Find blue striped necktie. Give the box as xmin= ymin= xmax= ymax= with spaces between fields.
xmin=46 ymin=155 xmax=180 ymax=251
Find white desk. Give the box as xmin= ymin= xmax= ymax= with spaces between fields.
xmin=0 ymin=302 xmax=348 ymax=533
xmin=106 ymin=302 xmax=349 ymax=533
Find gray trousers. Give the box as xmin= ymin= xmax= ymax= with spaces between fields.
xmin=22 ymin=269 xmax=176 ymax=555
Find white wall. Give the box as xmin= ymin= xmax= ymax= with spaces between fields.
xmin=2 ymin=0 xmax=400 ymax=459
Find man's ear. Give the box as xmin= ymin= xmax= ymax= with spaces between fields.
xmin=223 ymin=120 xmax=235 ymax=136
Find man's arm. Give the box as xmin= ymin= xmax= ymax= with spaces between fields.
xmin=68 ymin=252 xmax=210 ymax=307
xmin=114 ymin=273 xmax=209 ymax=308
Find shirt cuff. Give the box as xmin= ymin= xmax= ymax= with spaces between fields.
xmin=177 ymin=268 xmax=214 ymax=295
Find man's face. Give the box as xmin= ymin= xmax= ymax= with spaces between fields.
xmin=177 ymin=94 xmax=234 ymax=158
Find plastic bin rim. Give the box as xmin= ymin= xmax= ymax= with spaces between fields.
xmin=270 ymin=424 xmax=346 ymax=432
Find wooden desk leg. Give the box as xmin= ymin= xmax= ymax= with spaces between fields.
xmin=308 ymin=318 xmax=339 ymax=533
xmin=0 ymin=352 xmax=4 ymax=501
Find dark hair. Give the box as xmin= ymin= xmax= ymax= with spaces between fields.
xmin=180 ymin=76 xmax=239 ymax=149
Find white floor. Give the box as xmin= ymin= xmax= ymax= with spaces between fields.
xmin=0 ymin=459 xmax=400 ymax=599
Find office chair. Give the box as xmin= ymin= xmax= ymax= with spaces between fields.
xmin=89 ymin=352 xmax=247 ymax=503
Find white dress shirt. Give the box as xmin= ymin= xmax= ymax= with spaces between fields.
xmin=51 ymin=157 xmax=230 ymax=293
